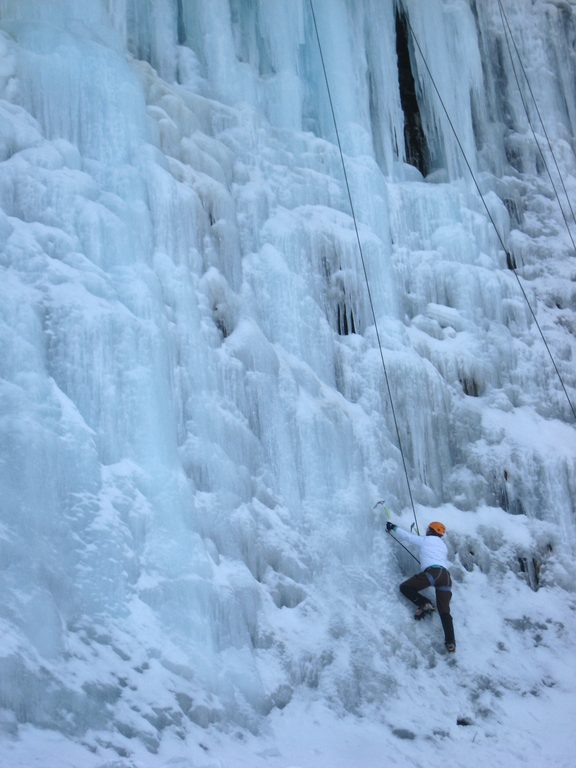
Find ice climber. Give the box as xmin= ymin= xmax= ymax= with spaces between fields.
xmin=386 ymin=520 xmax=456 ymax=653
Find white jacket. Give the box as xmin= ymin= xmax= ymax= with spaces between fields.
xmin=393 ymin=527 xmax=450 ymax=571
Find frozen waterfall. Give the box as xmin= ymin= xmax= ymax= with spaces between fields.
xmin=0 ymin=1 xmax=575 ymax=766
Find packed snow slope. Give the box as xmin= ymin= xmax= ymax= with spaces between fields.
xmin=0 ymin=1 xmax=575 ymax=766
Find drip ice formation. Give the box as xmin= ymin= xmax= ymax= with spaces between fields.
xmin=0 ymin=1 xmax=575 ymax=766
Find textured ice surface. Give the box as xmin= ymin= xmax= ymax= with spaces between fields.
xmin=0 ymin=1 xmax=575 ymax=766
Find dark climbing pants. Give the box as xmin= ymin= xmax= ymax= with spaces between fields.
xmin=400 ymin=567 xmax=455 ymax=646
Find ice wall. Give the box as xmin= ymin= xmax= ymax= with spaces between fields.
xmin=0 ymin=0 xmax=575 ymax=760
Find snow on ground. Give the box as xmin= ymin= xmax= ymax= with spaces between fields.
xmin=1 ymin=501 xmax=575 ymax=768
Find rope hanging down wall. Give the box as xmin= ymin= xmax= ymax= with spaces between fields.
xmin=403 ymin=14 xmax=576 ymax=422
xmin=308 ymin=0 xmax=421 ymax=534
xmin=497 ymin=0 xmax=576 ymax=243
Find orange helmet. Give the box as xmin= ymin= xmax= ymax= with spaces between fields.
xmin=427 ymin=521 xmax=446 ymax=537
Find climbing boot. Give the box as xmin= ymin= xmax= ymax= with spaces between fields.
xmin=414 ymin=603 xmax=435 ymax=620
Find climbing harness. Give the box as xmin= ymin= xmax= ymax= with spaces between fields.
xmin=424 ymin=566 xmax=452 ymax=593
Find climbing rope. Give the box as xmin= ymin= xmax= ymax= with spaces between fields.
xmin=497 ymin=0 xmax=576 ymax=242
xmin=404 ymin=15 xmax=576 ymax=421
xmin=308 ymin=0 xmax=421 ymax=534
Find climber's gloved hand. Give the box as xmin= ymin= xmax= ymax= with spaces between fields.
xmin=386 ymin=522 xmax=396 ymax=532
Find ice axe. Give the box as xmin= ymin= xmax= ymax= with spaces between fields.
xmin=373 ymin=500 xmax=420 ymax=564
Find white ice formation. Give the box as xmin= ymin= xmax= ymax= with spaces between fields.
xmin=0 ymin=1 xmax=575 ymax=766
